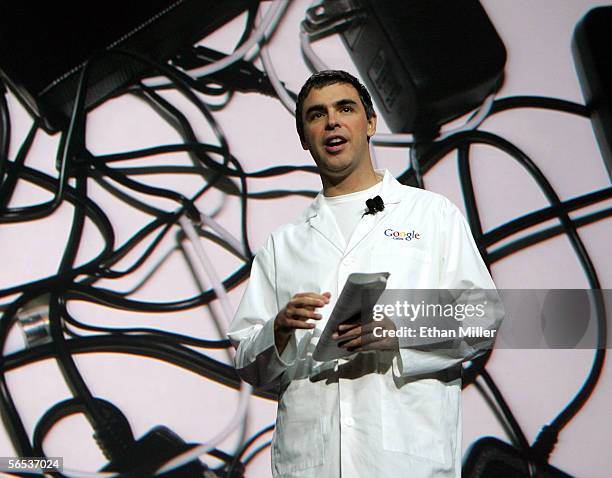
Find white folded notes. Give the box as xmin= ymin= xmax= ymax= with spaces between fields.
xmin=313 ymin=272 xmax=389 ymax=362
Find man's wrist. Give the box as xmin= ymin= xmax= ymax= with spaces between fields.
xmin=273 ymin=321 xmax=292 ymax=355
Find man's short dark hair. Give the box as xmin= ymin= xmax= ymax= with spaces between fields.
xmin=295 ymin=70 xmax=376 ymax=143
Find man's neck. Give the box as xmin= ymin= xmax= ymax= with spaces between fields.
xmin=322 ymin=167 xmax=380 ymax=197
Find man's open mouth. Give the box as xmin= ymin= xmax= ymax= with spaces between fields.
xmin=324 ymin=136 xmax=347 ymax=152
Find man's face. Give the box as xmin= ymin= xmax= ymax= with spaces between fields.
xmin=300 ymin=82 xmax=376 ymax=179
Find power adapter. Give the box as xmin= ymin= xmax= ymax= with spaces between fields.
xmin=0 ymin=1 xmax=251 ymax=133
xmin=573 ymin=6 xmax=612 ymax=181
xmin=100 ymin=426 xmax=206 ymax=477
xmin=463 ymin=437 xmax=573 ymax=478
xmin=319 ymin=0 xmax=507 ymax=138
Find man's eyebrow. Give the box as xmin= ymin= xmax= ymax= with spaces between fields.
xmin=304 ymin=98 xmax=359 ymax=117
xmin=304 ymin=104 xmax=326 ymax=117
xmin=335 ymin=99 xmax=358 ymax=108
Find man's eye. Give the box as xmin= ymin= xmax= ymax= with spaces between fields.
xmin=341 ymin=106 xmax=353 ymax=112
xmin=311 ymin=112 xmax=324 ymax=120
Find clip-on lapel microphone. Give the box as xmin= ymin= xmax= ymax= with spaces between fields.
xmin=364 ymin=195 xmax=385 ymax=216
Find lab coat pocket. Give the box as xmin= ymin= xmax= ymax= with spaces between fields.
xmin=372 ymin=245 xmax=433 ymax=288
xmin=380 ymin=378 xmax=455 ymax=466
xmin=373 ymin=242 xmax=431 ymax=266
xmin=272 ymin=381 xmax=324 ymax=474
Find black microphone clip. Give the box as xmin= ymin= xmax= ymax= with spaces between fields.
xmin=365 ymin=195 xmax=385 ymax=215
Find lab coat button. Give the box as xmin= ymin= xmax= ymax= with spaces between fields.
xmin=345 ymin=417 xmax=355 ymax=427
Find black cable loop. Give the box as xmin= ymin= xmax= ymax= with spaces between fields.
xmin=490 ymin=96 xmax=589 ymax=117
xmin=457 ymin=143 xmax=488 ymax=262
xmin=64 ymin=262 xmax=251 ymax=313
xmin=0 ymin=55 xmax=91 ymax=222
xmin=91 ymin=169 xmax=171 ymax=219
xmin=488 ymin=206 xmax=612 ymax=263
xmin=481 ymin=187 xmax=612 ymax=249
xmin=134 ymin=83 xmax=226 ymax=171
xmin=83 ymin=165 xmax=240 ymax=286
xmin=392 ymin=95 xmax=606 ymax=471
xmin=96 ymin=141 xmax=319 ymax=177
xmin=0 ymin=292 xmax=42 ymax=456
xmin=455 ymin=137 xmax=535 ymax=471
xmin=0 ymin=56 xmax=92 ymax=223
xmin=101 ymin=55 xmax=255 ymax=258
xmin=419 ymin=128 xmax=606 ymax=465
xmin=0 ymin=164 xmax=113 ymax=455
xmin=226 ymin=424 xmax=274 ymax=477
xmin=0 ymin=164 xmax=115 ymax=298
xmin=59 ymin=297 xmax=231 ymax=349
xmin=0 ymin=122 xmax=38 ymax=212
xmin=48 ymin=164 xmax=131 ymax=461
xmin=1 ymin=334 xmax=277 ymax=402
xmin=91 ymin=221 xmax=176 ymax=281
xmin=32 ymin=397 xmax=135 ymax=460
xmin=479 ymin=369 xmax=540 ymax=476
xmin=108 ymin=48 xmax=231 ymax=157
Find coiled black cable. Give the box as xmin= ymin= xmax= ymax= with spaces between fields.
xmin=410 ymin=96 xmax=607 ymax=471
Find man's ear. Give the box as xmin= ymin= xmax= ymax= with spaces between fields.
xmin=366 ymin=112 xmax=377 ymax=138
xmin=301 ymin=139 xmax=309 ymax=151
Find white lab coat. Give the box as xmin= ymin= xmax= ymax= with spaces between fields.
xmin=228 ymin=170 xmax=496 ymax=478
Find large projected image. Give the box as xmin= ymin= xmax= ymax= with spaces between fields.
xmin=0 ymin=1 xmax=610 ymax=477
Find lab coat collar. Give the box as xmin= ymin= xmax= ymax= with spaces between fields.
xmin=305 ymin=169 xmax=404 ymax=253
xmin=306 ymin=169 xmax=403 ymax=219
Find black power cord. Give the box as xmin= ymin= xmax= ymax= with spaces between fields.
xmin=0 ymin=123 xmax=38 ymax=212
xmin=0 ymin=81 xmax=11 ymax=188
xmin=407 ymin=96 xmax=607 ymax=474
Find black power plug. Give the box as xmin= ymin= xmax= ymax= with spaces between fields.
xmin=101 ymin=426 xmax=206 ymax=477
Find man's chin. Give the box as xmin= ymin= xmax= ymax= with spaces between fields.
xmin=317 ymin=154 xmax=352 ymax=171
xmin=320 ymin=162 xmax=353 ymax=177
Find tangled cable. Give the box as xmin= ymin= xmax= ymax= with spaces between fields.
xmin=0 ymin=1 xmax=610 ymax=477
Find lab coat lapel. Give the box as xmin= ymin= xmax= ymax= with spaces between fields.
xmin=344 ymin=170 xmax=404 ymax=256
xmin=307 ymin=194 xmax=345 ymax=254
xmin=306 ymin=170 xmax=405 ymax=255
xmin=344 ymin=201 xmax=399 ymax=255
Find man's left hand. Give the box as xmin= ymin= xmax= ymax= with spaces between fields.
xmin=332 ymin=317 xmax=399 ymax=352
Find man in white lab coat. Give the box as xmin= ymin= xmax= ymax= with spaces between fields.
xmin=228 ymin=70 xmax=497 ymax=477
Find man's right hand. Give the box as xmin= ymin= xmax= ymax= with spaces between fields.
xmin=274 ymin=292 xmax=331 ymax=355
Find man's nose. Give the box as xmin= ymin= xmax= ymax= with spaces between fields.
xmin=325 ymin=110 xmax=339 ymax=129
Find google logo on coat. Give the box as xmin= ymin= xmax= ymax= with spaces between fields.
xmin=384 ymin=229 xmax=421 ymax=241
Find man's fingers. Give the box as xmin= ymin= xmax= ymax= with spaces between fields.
xmin=294 ymin=292 xmax=330 ymax=300
xmin=286 ymin=306 xmax=322 ymax=321
xmin=275 ymin=292 xmax=331 ymax=333
xmin=336 ymin=327 xmax=399 ymax=351
xmin=292 ymin=292 xmax=331 ymax=304
xmin=290 ymin=296 xmax=327 ymax=310
xmin=285 ymin=318 xmax=318 ymax=329
xmin=337 ymin=323 xmax=359 ymax=332
xmin=337 ymin=329 xmax=379 ymax=349
xmin=339 ymin=336 xmax=363 ymax=350
xmin=333 ymin=324 xmax=361 ymax=340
